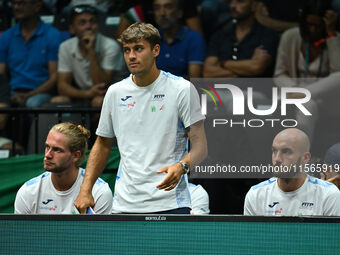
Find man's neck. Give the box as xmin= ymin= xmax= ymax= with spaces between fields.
xmin=51 ymin=167 xmax=79 ymax=191
xmin=20 ymin=16 xmax=40 ymax=33
xmin=20 ymin=16 xmax=40 ymax=41
xmin=162 ymin=23 xmax=180 ymax=44
xmin=277 ymin=173 xmax=307 ymax=192
xmin=133 ymin=65 xmax=160 ymax=87
xmin=235 ymin=16 xmax=254 ymax=42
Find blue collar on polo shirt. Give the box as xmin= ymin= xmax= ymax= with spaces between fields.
xmin=14 ymin=20 xmax=45 ymax=40
xmin=159 ymin=25 xmax=188 ymax=45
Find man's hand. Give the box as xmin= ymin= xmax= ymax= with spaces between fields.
xmin=86 ymin=83 xmax=107 ymax=99
xmin=255 ymin=1 xmax=269 ymax=19
xmin=251 ymin=46 xmax=269 ymax=60
xmin=11 ymin=93 xmax=29 ymax=106
xmin=81 ymin=31 xmax=96 ymax=51
xmin=74 ymin=189 xmax=95 ymax=214
xmin=156 ymin=162 xmax=184 ymax=191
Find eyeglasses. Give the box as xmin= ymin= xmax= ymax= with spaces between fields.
xmin=231 ymin=42 xmax=239 ymax=60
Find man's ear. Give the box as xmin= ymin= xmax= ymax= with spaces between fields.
xmin=153 ymin=44 xmax=160 ymax=58
xmin=302 ymin=152 xmax=311 ymax=165
xmin=72 ymin=150 xmax=81 ymax=164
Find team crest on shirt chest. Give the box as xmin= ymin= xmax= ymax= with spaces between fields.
xmin=265 ymin=201 xmax=282 ymax=215
xmin=119 ymin=96 xmax=136 ymax=108
xmin=39 ymin=198 xmax=57 ymax=212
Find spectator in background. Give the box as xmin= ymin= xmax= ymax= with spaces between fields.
xmin=203 ymin=0 xmax=279 ymax=79
xmin=116 ymin=0 xmax=203 ymax=38
xmin=189 ymin=182 xmax=210 ymax=214
xmin=244 ymin=128 xmax=340 ymax=216
xmin=322 ymin=143 xmax=340 ymax=189
xmin=14 ymin=122 xmax=113 ymax=214
xmin=51 ymin=5 xmax=124 ymax=107
xmin=0 ymin=0 xmax=62 ymax=108
xmin=153 ymin=0 xmax=205 ymax=78
xmin=274 ymin=0 xmax=340 ymax=143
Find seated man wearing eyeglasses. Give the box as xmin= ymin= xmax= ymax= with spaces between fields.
xmin=51 ymin=5 xmax=125 ymax=108
xmin=0 ymin=0 xmax=63 ymax=108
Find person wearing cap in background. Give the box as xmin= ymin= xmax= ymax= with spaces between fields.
xmin=322 ymin=143 xmax=340 ymax=189
xmin=51 ymin=4 xmax=124 ymax=108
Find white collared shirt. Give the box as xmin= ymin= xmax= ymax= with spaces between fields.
xmin=244 ymin=175 xmax=340 ymax=216
xmin=15 ymin=168 xmax=113 ymax=214
xmin=58 ymin=33 xmax=124 ymax=90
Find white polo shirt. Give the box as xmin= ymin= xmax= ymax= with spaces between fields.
xmin=58 ymin=33 xmax=124 ymax=89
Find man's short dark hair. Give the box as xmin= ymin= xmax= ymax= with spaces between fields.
xmin=118 ymin=22 xmax=161 ymax=49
